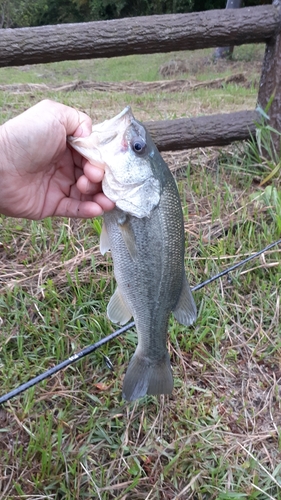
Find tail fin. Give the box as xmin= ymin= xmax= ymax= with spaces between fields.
xmin=122 ymin=352 xmax=173 ymax=402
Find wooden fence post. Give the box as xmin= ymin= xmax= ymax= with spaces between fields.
xmin=258 ymin=0 xmax=281 ymax=157
xmin=214 ymin=0 xmax=243 ymax=59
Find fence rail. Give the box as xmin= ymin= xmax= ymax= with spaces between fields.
xmin=1 ymin=3 xmax=281 ymax=152
xmin=145 ymin=110 xmax=258 ymax=152
xmin=0 ymin=5 xmax=280 ymax=67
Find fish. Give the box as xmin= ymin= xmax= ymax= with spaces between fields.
xmin=68 ymin=106 xmax=197 ymax=401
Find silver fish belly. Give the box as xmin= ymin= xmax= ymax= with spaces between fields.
xmin=68 ymin=107 xmax=197 ymax=401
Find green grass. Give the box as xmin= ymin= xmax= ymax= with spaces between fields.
xmin=0 ymin=46 xmax=261 ymax=123
xmin=0 ymin=44 xmax=281 ymax=499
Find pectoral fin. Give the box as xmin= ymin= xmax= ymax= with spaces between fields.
xmin=173 ymin=275 xmax=197 ymax=326
xmin=118 ymin=217 xmax=137 ymax=261
xmin=100 ymin=223 xmax=111 ymax=255
xmin=107 ymin=287 xmax=132 ymax=325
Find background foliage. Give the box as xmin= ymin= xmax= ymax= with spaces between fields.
xmin=0 ymin=0 xmax=272 ymax=28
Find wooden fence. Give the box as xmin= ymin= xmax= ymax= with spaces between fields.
xmin=1 ymin=2 xmax=281 ymax=152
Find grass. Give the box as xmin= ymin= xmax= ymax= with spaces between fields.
xmin=0 ymin=45 xmax=281 ymax=499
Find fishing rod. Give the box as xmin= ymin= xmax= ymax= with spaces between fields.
xmin=0 ymin=238 xmax=280 ymax=405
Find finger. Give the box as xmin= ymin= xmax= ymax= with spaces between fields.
xmin=71 ymin=149 xmax=85 ymax=169
xmin=70 ymin=151 xmax=106 ymax=183
xmin=71 ymin=179 xmax=115 ymax=212
xmin=93 ymin=193 xmax=115 ymax=212
xmin=47 ymin=100 xmax=92 ymax=137
xmin=83 ymin=161 xmax=105 ymax=183
xmin=76 ymin=175 xmax=102 ymax=196
xmin=55 ymin=198 xmax=105 ymax=218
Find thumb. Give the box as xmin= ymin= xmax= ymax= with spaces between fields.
xmin=45 ymin=100 xmax=93 ymax=138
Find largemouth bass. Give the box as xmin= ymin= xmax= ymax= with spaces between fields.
xmin=68 ymin=107 xmax=197 ymax=401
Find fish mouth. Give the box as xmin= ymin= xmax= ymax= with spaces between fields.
xmin=67 ymin=106 xmax=136 ymax=168
xmin=91 ymin=106 xmax=134 ymax=138
xmin=88 ymin=106 xmax=135 ymax=153
xmin=111 ymin=106 xmax=133 ymax=124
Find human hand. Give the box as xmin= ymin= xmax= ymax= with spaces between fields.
xmin=0 ymin=99 xmax=115 ymax=220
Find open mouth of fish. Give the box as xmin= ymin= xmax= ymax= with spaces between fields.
xmin=68 ymin=106 xmax=135 ymax=168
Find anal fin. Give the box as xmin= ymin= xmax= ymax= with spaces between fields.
xmin=173 ymin=274 xmax=197 ymax=326
xmin=107 ymin=286 xmax=132 ymax=325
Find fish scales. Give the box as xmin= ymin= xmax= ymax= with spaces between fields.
xmin=68 ymin=106 xmax=197 ymax=401
xmin=105 ymin=177 xmax=183 ymax=353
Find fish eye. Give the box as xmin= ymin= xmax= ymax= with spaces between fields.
xmin=132 ymin=137 xmax=146 ymax=154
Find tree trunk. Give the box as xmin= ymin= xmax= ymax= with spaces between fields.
xmin=214 ymin=0 xmax=243 ymax=60
xmin=0 ymin=5 xmax=280 ymax=67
